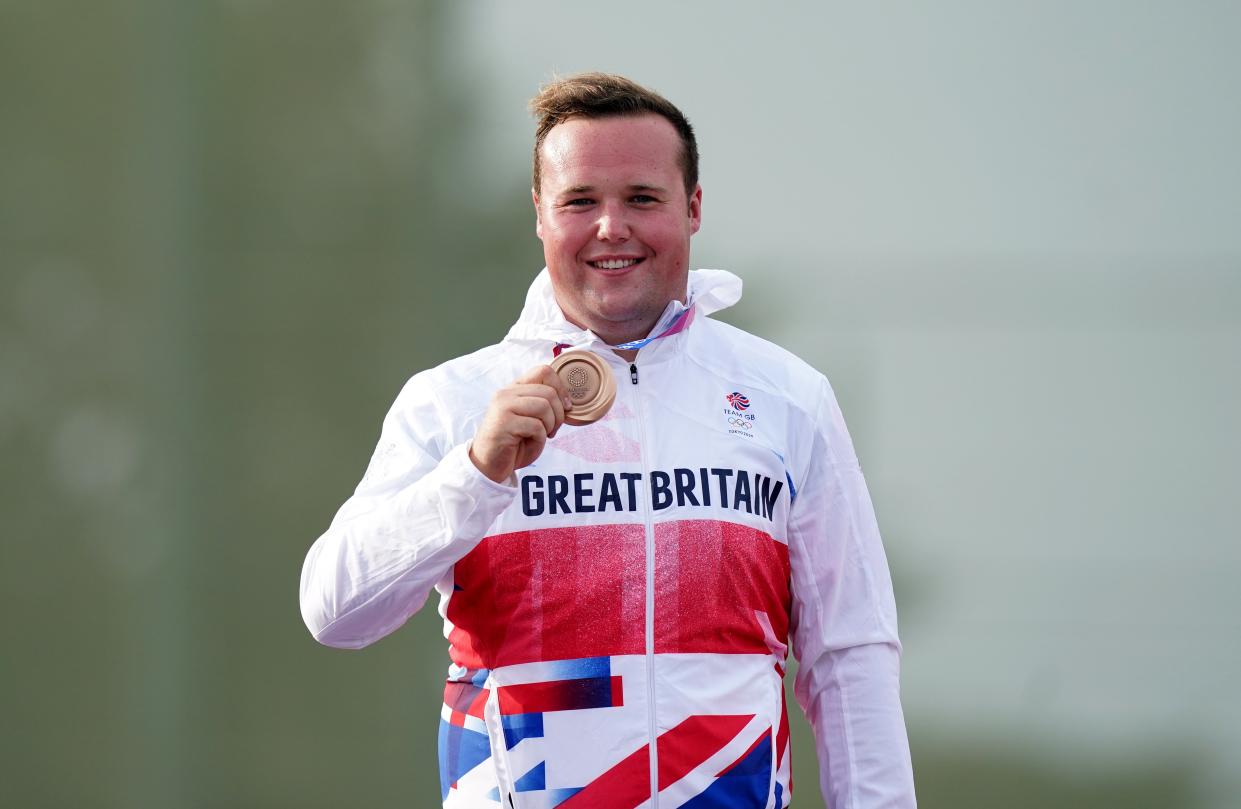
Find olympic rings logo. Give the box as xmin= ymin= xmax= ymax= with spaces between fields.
xmin=728 ymin=417 xmax=753 ymax=429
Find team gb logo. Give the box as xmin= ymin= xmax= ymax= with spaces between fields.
xmin=724 ymin=391 xmax=756 ymax=436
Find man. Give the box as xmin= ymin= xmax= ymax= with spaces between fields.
xmin=301 ymin=73 xmax=915 ymax=808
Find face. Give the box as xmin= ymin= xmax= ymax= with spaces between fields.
xmin=533 ymin=114 xmax=702 ymax=346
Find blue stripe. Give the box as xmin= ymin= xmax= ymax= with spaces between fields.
xmin=514 ymin=761 xmax=546 ymax=792
xmin=548 ymin=655 xmax=611 ymax=680
xmin=501 ymin=712 xmax=544 ymax=749
xmin=437 ymin=720 xmax=491 ymax=801
xmin=771 ymin=450 xmax=796 ymax=502
xmin=679 ymin=733 xmax=773 ymax=808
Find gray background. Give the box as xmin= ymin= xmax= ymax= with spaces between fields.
xmin=3 ymin=1 xmax=1238 ymax=806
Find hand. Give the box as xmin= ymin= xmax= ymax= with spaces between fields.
xmin=469 ymin=365 xmax=573 ymax=483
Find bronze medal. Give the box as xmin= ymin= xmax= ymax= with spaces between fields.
xmin=550 ymin=350 xmax=616 ymax=426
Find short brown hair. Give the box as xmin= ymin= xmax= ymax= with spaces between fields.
xmin=529 ymin=72 xmax=699 ymax=199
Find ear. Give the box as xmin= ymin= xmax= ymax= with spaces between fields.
xmin=532 ymin=188 xmax=544 ymax=241
xmin=687 ymin=184 xmax=703 ymax=235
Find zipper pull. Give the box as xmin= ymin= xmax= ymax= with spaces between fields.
xmin=629 ymin=363 xmax=639 ymax=385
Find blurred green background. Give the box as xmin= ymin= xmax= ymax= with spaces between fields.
xmin=2 ymin=1 xmax=1238 ymax=807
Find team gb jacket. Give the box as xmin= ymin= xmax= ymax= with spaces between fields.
xmin=300 ymin=268 xmax=916 ymax=809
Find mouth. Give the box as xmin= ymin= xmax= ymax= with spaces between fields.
xmin=587 ymin=258 xmax=644 ymax=270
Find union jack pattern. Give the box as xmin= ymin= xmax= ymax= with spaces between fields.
xmin=725 ymin=392 xmax=751 ymax=411
xmin=437 ymin=519 xmax=793 ymax=807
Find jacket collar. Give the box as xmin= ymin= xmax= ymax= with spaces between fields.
xmin=504 ymin=268 xmax=743 ymax=355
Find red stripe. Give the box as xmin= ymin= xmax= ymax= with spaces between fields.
xmin=559 ymin=714 xmax=753 ymax=808
xmin=468 ymin=688 xmax=488 ymax=720
xmin=557 ymin=742 xmax=650 ymax=808
xmin=447 ymin=521 xmax=790 ymax=668
xmin=657 ymin=714 xmax=754 ymax=789
xmin=776 ymin=692 xmax=790 ymax=766
xmin=654 ymin=520 xmax=790 ymax=655
xmin=496 ymin=676 xmax=623 ymax=714
xmin=447 ymin=525 xmax=647 ymax=669
xmin=442 ymin=682 xmax=490 ymax=720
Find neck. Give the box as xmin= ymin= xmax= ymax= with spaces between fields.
xmin=560 ymin=312 xmax=663 ymax=358
xmin=552 ymin=295 xmax=687 ymax=362
xmin=586 ymin=311 xmax=663 ymax=350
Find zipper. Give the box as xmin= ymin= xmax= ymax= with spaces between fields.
xmin=482 ymin=676 xmax=518 ymax=805
xmin=630 ymin=359 xmax=659 ymax=807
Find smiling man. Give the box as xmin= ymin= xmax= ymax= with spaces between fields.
xmin=533 ymin=111 xmax=700 ymax=352
xmin=301 ymin=73 xmax=916 ymax=808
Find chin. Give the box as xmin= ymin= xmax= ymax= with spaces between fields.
xmin=590 ymin=295 xmax=653 ymax=322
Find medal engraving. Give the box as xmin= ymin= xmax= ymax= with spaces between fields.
xmin=550 ymin=351 xmax=616 ymax=425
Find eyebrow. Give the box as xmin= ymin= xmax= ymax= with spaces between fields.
xmin=559 ymin=183 xmax=669 ymax=195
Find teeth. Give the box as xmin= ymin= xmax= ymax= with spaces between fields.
xmin=592 ymin=259 xmax=640 ymax=270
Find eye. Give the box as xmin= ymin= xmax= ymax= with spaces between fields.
xmin=630 ymin=194 xmax=658 ymax=204
xmin=563 ymin=197 xmax=594 ymax=207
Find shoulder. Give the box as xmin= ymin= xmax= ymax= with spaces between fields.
xmin=686 ymin=317 xmax=830 ymax=416
xmin=386 ymin=340 xmax=543 ymax=438
xmin=415 ymin=341 xmax=534 ymax=392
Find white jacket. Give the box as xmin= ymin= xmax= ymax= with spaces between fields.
xmin=300 ymin=269 xmax=915 ymax=808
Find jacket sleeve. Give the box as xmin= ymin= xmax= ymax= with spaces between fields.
xmin=787 ymin=377 xmax=916 ymax=808
xmin=299 ymin=374 xmax=517 ymax=649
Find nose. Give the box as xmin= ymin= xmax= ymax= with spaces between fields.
xmin=595 ymin=201 xmax=631 ymax=242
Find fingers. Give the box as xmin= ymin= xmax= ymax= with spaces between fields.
xmin=505 ymin=386 xmax=561 ymax=438
xmin=518 ymin=364 xmax=573 ymax=414
xmin=509 ymin=417 xmax=550 ymax=470
xmin=468 ymin=365 xmax=575 ymax=483
xmin=470 ymin=410 xmax=549 ymax=483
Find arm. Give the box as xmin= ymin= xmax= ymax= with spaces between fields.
xmin=298 ymin=375 xmax=515 ymax=649
xmin=299 ymin=365 xmax=572 ymax=649
xmin=787 ymin=378 xmax=916 ymax=808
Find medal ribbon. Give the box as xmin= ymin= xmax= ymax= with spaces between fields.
xmin=551 ymin=305 xmax=696 ymax=357
xmin=611 ymin=305 xmax=696 ymax=351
